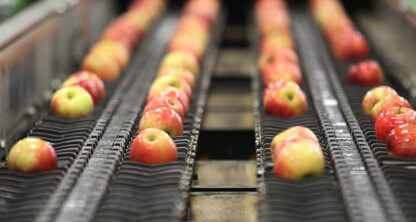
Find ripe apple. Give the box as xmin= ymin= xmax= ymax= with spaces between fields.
xmin=258 ymin=48 xmax=298 ymax=73
xmin=260 ymin=33 xmax=294 ymax=52
xmin=108 ymin=17 xmax=142 ymax=47
xmin=7 ymin=137 xmax=57 ymax=173
xmin=123 ymin=11 xmax=152 ymax=33
xmin=148 ymin=88 xmax=191 ymax=113
xmin=262 ymin=61 xmax=302 ymax=86
xmin=348 ymin=60 xmax=383 ymax=86
xmin=62 ymin=71 xmax=105 ymax=105
xmin=263 ymin=79 xmax=300 ymax=105
xmin=274 ymin=140 xmax=324 ymax=179
xmin=51 ymin=86 xmax=94 ymax=118
xmin=362 ymin=86 xmax=398 ymax=114
xmin=184 ymin=0 xmax=219 ymax=26
xmin=91 ymin=40 xmax=130 ymax=69
xmin=144 ymin=96 xmax=185 ymax=120
xmin=157 ymin=67 xmax=195 ymax=89
xmin=263 ymin=80 xmax=308 ymax=117
xmin=177 ymin=15 xmax=210 ymax=35
xmin=271 ymin=126 xmax=318 ymax=150
xmin=375 ymin=107 xmax=416 ymax=140
xmin=330 ymin=30 xmax=370 ymax=61
xmin=81 ymin=52 xmax=120 ymax=82
xmin=161 ymin=51 xmax=200 ymax=78
xmin=130 ymin=128 xmax=177 ymax=164
xmin=139 ymin=107 xmax=183 ymax=137
xmin=148 ymin=75 xmax=192 ymax=101
xmin=370 ymin=95 xmax=412 ymax=123
xmin=168 ymin=34 xmax=205 ymax=63
xmin=386 ymin=124 xmax=416 ymax=158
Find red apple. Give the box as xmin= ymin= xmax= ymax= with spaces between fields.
xmin=274 ymin=140 xmax=324 ymax=179
xmin=139 ymin=107 xmax=183 ymax=137
xmin=258 ymin=48 xmax=298 ymax=73
xmin=348 ymin=60 xmax=383 ymax=86
xmin=62 ymin=71 xmax=105 ymax=105
xmin=148 ymin=75 xmax=192 ymax=101
xmin=370 ymin=95 xmax=412 ymax=123
xmin=7 ymin=137 xmax=57 ymax=173
xmin=271 ymin=126 xmax=318 ymax=150
xmin=161 ymin=51 xmax=199 ymax=78
xmin=168 ymin=33 xmax=206 ymax=62
xmin=263 ymin=80 xmax=308 ymax=117
xmin=386 ymin=124 xmax=416 ymax=158
xmin=144 ymin=96 xmax=185 ymax=120
xmin=362 ymin=86 xmax=398 ymax=114
xmin=148 ymin=88 xmax=191 ymax=113
xmin=263 ymin=79 xmax=300 ymax=105
xmin=262 ymin=61 xmax=302 ymax=86
xmin=375 ymin=107 xmax=416 ymax=140
xmin=51 ymin=86 xmax=94 ymax=118
xmin=157 ymin=67 xmax=195 ymax=89
xmin=108 ymin=17 xmax=142 ymax=47
xmin=330 ymin=30 xmax=369 ymax=61
xmin=81 ymin=52 xmax=121 ymax=82
xmin=130 ymin=128 xmax=177 ymax=164
xmin=261 ymin=33 xmax=294 ymax=52
xmin=91 ymin=40 xmax=130 ymax=70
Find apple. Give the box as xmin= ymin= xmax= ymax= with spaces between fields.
xmin=148 ymin=75 xmax=192 ymax=101
xmin=258 ymin=48 xmax=298 ymax=73
xmin=101 ymin=28 xmax=134 ymax=52
xmin=348 ymin=60 xmax=383 ymax=86
xmin=263 ymin=79 xmax=308 ymax=117
xmin=362 ymin=86 xmax=398 ymax=114
xmin=144 ymin=96 xmax=185 ymax=120
xmin=370 ymin=95 xmax=412 ymax=123
xmin=262 ymin=61 xmax=302 ymax=86
xmin=330 ymin=30 xmax=370 ymax=61
xmin=7 ymin=137 xmax=57 ymax=173
xmin=274 ymin=140 xmax=324 ymax=179
xmin=157 ymin=67 xmax=195 ymax=89
xmin=139 ymin=107 xmax=183 ymax=137
xmin=184 ymin=0 xmax=219 ymax=26
xmin=161 ymin=51 xmax=200 ymax=78
xmin=260 ymin=33 xmax=294 ymax=52
xmin=271 ymin=126 xmax=318 ymax=150
xmin=108 ymin=17 xmax=142 ymax=47
xmin=51 ymin=86 xmax=94 ymax=118
xmin=62 ymin=75 xmax=102 ymax=105
xmin=168 ymin=33 xmax=206 ymax=62
xmin=130 ymin=128 xmax=177 ymax=164
xmin=263 ymin=79 xmax=300 ymax=105
xmin=148 ymin=88 xmax=190 ymax=113
xmin=386 ymin=124 xmax=416 ymax=158
xmin=123 ymin=11 xmax=152 ymax=33
xmin=81 ymin=52 xmax=121 ymax=82
xmin=375 ymin=107 xmax=416 ymax=140
xmin=91 ymin=40 xmax=130 ymax=70
xmin=64 ymin=71 xmax=105 ymax=105
xmin=177 ymin=15 xmax=210 ymax=35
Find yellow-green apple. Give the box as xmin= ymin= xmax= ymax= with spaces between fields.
xmin=144 ymin=96 xmax=185 ymax=120
xmin=258 ymin=48 xmax=298 ymax=73
xmin=370 ymin=95 xmax=411 ymax=123
xmin=148 ymin=75 xmax=192 ymax=101
xmin=177 ymin=15 xmax=210 ymax=35
xmin=263 ymin=79 xmax=308 ymax=117
xmin=139 ymin=107 xmax=183 ymax=137
xmin=7 ymin=137 xmax=57 ymax=173
xmin=362 ymin=86 xmax=398 ymax=114
xmin=91 ymin=40 xmax=130 ymax=69
xmin=123 ymin=10 xmax=152 ymax=33
xmin=130 ymin=128 xmax=177 ymax=164
xmin=274 ymin=140 xmax=324 ymax=179
xmin=81 ymin=52 xmax=120 ymax=82
xmin=51 ymin=86 xmax=94 ymax=118
xmin=386 ymin=124 xmax=416 ymax=158
xmin=262 ymin=61 xmax=302 ymax=85
xmin=161 ymin=51 xmax=199 ymax=78
xmin=261 ymin=33 xmax=294 ymax=52
xmin=148 ymin=88 xmax=190 ymax=113
xmin=62 ymin=71 xmax=105 ymax=105
xmin=375 ymin=107 xmax=416 ymax=140
xmin=157 ymin=67 xmax=195 ymax=89
xmin=348 ymin=60 xmax=383 ymax=86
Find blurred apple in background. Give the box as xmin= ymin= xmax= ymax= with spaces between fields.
xmin=130 ymin=128 xmax=177 ymax=164
xmin=262 ymin=61 xmax=302 ymax=86
xmin=161 ymin=51 xmax=200 ymax=78
xmin=51 ymin=86 xmax=94 ymax=118
xmin=387 ymin=124 xmax=416 ymax=158
xmin=348 ymin=60 xmax=383 ymax=86
xmin=62 ymin=71 xmax=105 ymax=105
xmin=362 ymin=86 xmax=398 ymax=114
xmin=91 ymin=40 xmax=130 ymax=70
xmin=261 ymin=33 xmax=294 ymax=52
xmin=157 ymin=67 xmax=195 ymax=89
xmin=148 ymin=75 xmax=192 ymax=101
xmin=258 ymin=48 xmax=298 ymax=73
xmin=139 ymin=107 xmax=183 ymax=137
xmin=82 ymin=52 xmax=120 ymax=82
xmin=375 ymin=107 xmax=416 ymax=140
xmin=8 ymin=137 xmax=57 ymax=173
xmin=144 ymin=96 xmax=185 ymax=120
xmin=370 ymin=94 xmax=411 ymax=123
xmin=169 ymin=33 xmax=206 ymax=62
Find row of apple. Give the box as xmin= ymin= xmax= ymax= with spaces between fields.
xmin=362 ymin=86 xmax=416 ymax=158
xmin=129 ymin=0 xmax=220 ymax=165
xmin=255 ymin=0 xmax=324 ymax=179
xmin=6 ymin=0 xmax=166 ymax=173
